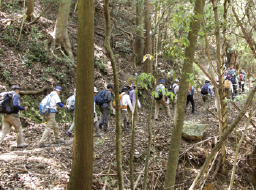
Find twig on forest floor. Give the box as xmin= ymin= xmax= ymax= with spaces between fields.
xmin=103 ymin=163 xmax=111 ymax=190
xmin=179 ymin=136 xmax=217 ymax=158
xmin=134 ymin=166 xmax=145 ymax=190
xmin=201 ymin=152 xmax=219 ymax=189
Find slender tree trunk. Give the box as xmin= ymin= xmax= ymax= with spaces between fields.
xmin=51 ymin=0 xmax=74 ymax=62
xmin=189 ymin=84 xmax=256 ymax=189
xmin=68 ymin=0 xmax=94 ymax=188
xmin=142 ymin=96 xmax=153 ymax=190
xmin=163 ymin=1 xmax=205 ymax=189
xmin=135 ymin=0 xmax=144 ymax=64
xmin=26 ymin=0 xmax=34 ymax=22
xmin=103 ymin=0 xmax=124 ymax=189
xmin=129 ymin=38 xmax=137 ymax=190
xmin=143 ymin=0 xmax=153 ymax=73
xmin=212 ymin=0 xmax=227 ymax=174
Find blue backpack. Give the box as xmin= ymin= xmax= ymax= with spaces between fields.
xmin=95 ymin=90 xmax=108 ymax=106
xmin=39 ymin=94 xmax=54 ymax=116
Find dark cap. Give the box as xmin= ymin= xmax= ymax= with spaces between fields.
xmin=54 ymin=86 xmax=62 ymax=94
xmin=11 ymin=85 xmax=21 ymax=90
xmin=122 ymin=87 xmax=129 ymax=92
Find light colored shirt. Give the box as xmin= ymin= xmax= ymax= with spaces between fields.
xmin=48 ymin=91 xmax=61 ymax=111
xmin=121 ymin=92 xmax=133 ymax=111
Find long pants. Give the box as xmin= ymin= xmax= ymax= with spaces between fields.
xmin=99 ymin=106 xmax=109 ymax=130
xmin=202 ymin=95 xmax=210 ymax=112
xmin=121 ymin=110 xmax=127 ymax=128
xmin=225 ymin=89 xmax=231 ymax=99
xmin=154 ymin=98 xmax=171 ymax=120
xmin=186 ymin=95 xmax=195 ymax=113
xmin=68 ymin=111 xmax=75 ymax=133
xmin=238 ymin=82 xmax=244 ymax=92
xmin=0 ymin=114 xmax=25 ymax=146
xmin=232 ymin=85 xmax=238 ymax=99
xmin=170 ymin=98 xmax=177 ymax=110
xmin=39 ymin=113 xmax=60 ymax=144
xmin=127 ymin=106 xmax=138 ymax=123
xmin=94 ymin=112 xmax=99 ymax=134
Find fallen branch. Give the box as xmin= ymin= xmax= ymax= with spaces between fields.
xmin=230 ymin=101 xmax=256 ymax=128
xmin=20 ymin=86 xmax=51 ymax=95
xmin=179 ymin=136 xmax=217 ymax=158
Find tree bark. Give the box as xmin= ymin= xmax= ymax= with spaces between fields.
xmin=134 ymin=0 xmax=144 ymax=65
xmin=103 ymin=0 xmax=124 ymax=189
xmin=163 ymin=0 xmax=205 ymax=189
xmin=25 ymin=0 xmax=34 ymax=22
xmin=51 ymin=0 xmax=74 ymax=62
xmin=143 ymin=0 xmax=153 ymax=73
xmin=142 ymin=96 xmax=153 ymax=190
xmin=189 ymin=84 xmax=256 ymax=189
xmin=212 ymin=0 xmax=227 ymax=174
xmin=68 ymin=0 xmax=94 ymax=188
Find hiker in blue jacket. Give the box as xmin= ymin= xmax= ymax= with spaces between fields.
xmin=0 ymin=85 xmax=28 ymax=148
xmin=99 ymin=84 xmax=113 ymax=132
xmin=201 ymin=80 xmax=214 ymax=115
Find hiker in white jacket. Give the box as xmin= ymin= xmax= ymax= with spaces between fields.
xmin=120 ymin=87 xmax=133 ymax=130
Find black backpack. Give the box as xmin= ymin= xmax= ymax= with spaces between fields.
xmin=231 ymin=75 xmax=237 ymax=84
xmin=201 ymin=84 xmax=209 ymax=95
xmin=0 ymin=92 xmax=14 ymax=114
xmin=95 ymin=90 xmax=108 ymax=106
xmin=154 ymin=91 xmax=163 ymax=100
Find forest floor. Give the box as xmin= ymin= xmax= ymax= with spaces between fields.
xmin=0 ymin=88 xmax=256 ymax=189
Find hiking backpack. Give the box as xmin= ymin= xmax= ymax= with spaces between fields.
xmin=229 ymin=69 xmax=235 ymax=75
xmin=201 ymin=84 xmax=209 ymax=95
xmin=95 ymin=89 xmax=108 ymax=106
xmin=231 ymin=75 xmax=237 ymax=84
xmin=224 ymin=80 xmax=230 ymax=89
xmin=0 ymin=92 xmax=14 ymax=114
xmin=39 ymin=94 xmax=54 ymax=116
xmin=113 ymin=94 xmax=127 ymax=110
xmin=66 ymin=95 xmax=75 ymax=112
xmin=154 ymin=85 xmax=163 ymax=100
xmin=239 ymin=74 xmax=244 ymax=81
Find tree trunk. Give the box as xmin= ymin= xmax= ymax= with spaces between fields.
xmin=51 ymin=0 xmax=74 ymax=62
xmin=25 ymin=0 xmax=34 ymax=22
xmin=143 ymin=0 xmax=153 ymax=73
xmin=134 ymin=0 xmax=144 ymax=64
xmin=103 ymin=0 xmax=124 ymax=189
xmin=142 ymin=96 xmax=153 ymax=190
xmin=212 ymin=0 xmax=227 ymax=174
xmin=163 ymin=1 xmax=205 ymax=189
xmin=68 ymin=0 xmax=94 ymax=188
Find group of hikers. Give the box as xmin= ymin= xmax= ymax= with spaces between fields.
xmin=0 ymin=66 xmax=247 ymax=148
xmin=154 ymin=66 xmax=247 ymax=117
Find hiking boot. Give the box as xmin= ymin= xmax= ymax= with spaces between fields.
xmin=103 ymin=129 xmax=110 ymax=132
xmin=17 ymin=144 xmax=28 ymax=148
xmin=55 ymin=139 xmax=65 ymax=144
xmin=66 ymin=131 xmax=73 ymax=137
xmin=39 ymin=143 xmax=50 ymax=148
xmin=155 ymin=119 xmax=158 ymax=121
xmin=95 ymin=133 xmax=101 ymax=137
xmin=192 ymin=111 xmax=196 ymax=114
